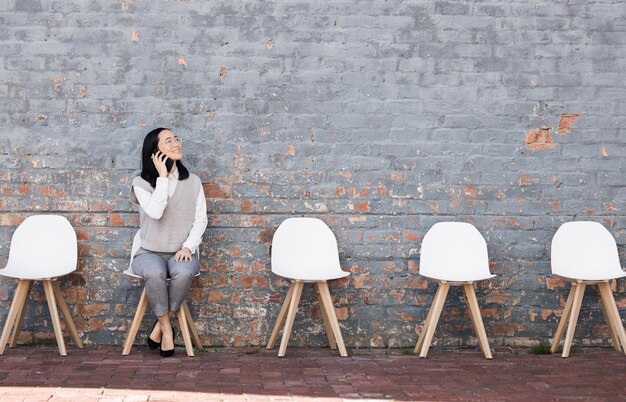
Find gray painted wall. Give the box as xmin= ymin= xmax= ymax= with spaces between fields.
xmin=1 ymin=0 xmax=625 ymax=348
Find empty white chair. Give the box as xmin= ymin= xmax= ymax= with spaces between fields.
xmin=550 ymin=221 xmax=626 ymax=357
xmin=266 ymin=217 xmax=350 ymax=357
xmin=0 ymin=215 xmax=83 ymax=356
xmin=415 ymin=222 xmax=494 ymax=359
xmin=121 ymin=230 xmax=203 ymax=356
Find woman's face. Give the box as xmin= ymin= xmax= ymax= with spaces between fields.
xmin=157 ymin=130 xmax=183 ymax=161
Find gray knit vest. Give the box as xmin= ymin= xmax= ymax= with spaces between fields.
xmin=130 ymin=174 xmax=202 ymax=253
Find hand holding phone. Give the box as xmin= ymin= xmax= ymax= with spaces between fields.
xmin=151 ymin=151 xmax=169 ymax=177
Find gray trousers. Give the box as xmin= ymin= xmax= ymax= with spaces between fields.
xmin=131 ymin=248 xmax=200 ymax=317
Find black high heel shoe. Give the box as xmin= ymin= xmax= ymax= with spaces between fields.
xmin=160 ymin=327 xmax=176 ymax=358
xmin=147 ymin=320 xmax=160 ymax=351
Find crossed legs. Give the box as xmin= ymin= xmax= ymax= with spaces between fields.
xmin=131 ymin=250 xmax=199 ymax=352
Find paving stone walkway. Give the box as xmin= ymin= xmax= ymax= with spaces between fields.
xmin=0 ymin=346 xmax=624 ymax=401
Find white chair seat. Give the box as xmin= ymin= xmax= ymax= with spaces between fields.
xmin=554 ymin=271 xmax=626 ymax=283
xmin=0 ymin=215 xmax=83 ymax=356
xmin=0 ymin=264 xmax=75 ymax=281
xmin=550 ymin=221 xmax=626 ymax=357
xmin=277 ymin=270 xmax=350 ymax=283
xmin=266 ymin=217 xmax=349 ymax=357
xmin=415 ymin=222 xmax=494 ymax=359
xmin=420 ymin=272 xmax=496 ymax=284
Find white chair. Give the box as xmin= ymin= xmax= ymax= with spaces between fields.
xmin=121 ymin=230 xmax=203 ymax=357
xmin=266 ymin=217 xmax=350 ymax=357
xmin=415 ymin=222 xmax=494 ymax=359
xmin=0 ymin=215 xmax=83 ymax=356
xmin=550 ymin=221 xmax=626 ymax=357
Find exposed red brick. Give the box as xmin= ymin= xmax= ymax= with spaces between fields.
xmin=557 ymin=113 xmax=581 ymax=135
xmin=428 ymin=202 xmax=440 ymax=215
xmin=464 ymin=186 xmax=476 ymax=200
xmin=219 ymin=65 xmax=228 ymax=78
xmin=525 ymin=127 xmax=556 ymax=150
xmin=284 ymin=144 xmax=295 ymax=156
xmin=237 ymin=276 xmax=269 ymax=289
xmin=403 ymin=230 xmax=419 ymax=242
xmin=518 ymin=175 xmax=538 ymax=186
xmin=602 ymin=146 xmax=608 ymax=157
xmin=402 ymin=278 xmax=429 ymax=289
xmin=352 ymin=202 xmax=369 ymax=213
xmin=334 ymin=187 xmax=346 ymax=197
xmin=480 ymin=308 xmax=499 ymax=318
xmin=546 ymin=277 xmax=566 ymax=290
xmin=492 ymin=323 xmax=516 ymax=336
xmin=240 ymin=200 xmax=253 ymax=213
xmin=391 ymin=172 xmax=404 ymax=183
xmin=335 ymin=307 xmax=348 ymax=320
xmin=396 ymin=311 xmax=414 ymax=322
xmin=203 ymin=183 xmax=231 ymax=199
xmin=486 ymin=293 xmax=509 ymax=304
xmin=109 ymin=214 xmax=125 ymax=227
xmin=78 ymin=304 xmax=109 ymax=316
xmin=131 ymin=29 xmax=139 ymax=42
xmin=258 ymin=228 xmax=275 ymax=243
xmin=19 ymin=184 xmax=31 ymax=195
xmin=354 ymin=275 xmax=384 ymax=289
xmin=550 ymin=201 xmax=559 ymax=213
xmin=246 ymin=215 xmax=265 ymax=226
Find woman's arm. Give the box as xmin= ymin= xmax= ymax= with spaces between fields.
xmin=181 ymin=187 xmax=208 ymax=254
xmin=133 ymin=177 xmax=169 ymax=219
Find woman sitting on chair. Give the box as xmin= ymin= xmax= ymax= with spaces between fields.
xmin=130 ymin=127 xmax=207 ymax=357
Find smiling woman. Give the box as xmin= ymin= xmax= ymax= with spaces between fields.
xmin=128 ymin=127 xmax=208 ymax=358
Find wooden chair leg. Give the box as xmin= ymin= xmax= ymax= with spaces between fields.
xmin=278 ymin=281 xmax=304 ymax=357
xmin=317 ymin=281 xmax=348 ymax=357
xmin=551 ymin=283 xmax=576 ymax=354
xmin=562 ymin=282 xmax=586 ymax=358
xmin=266 ymin=283 xmax=295 ymax=350
xmin=122 ymin=287 xmax=149 ymax=356
xmin=177 ymin=307 xmax=194 ymax=357
xmin=463 ymin=284 xmax=492 ymax=359
xmin=314 ymin=282 xmax=337 ymax=350
xmin=415 ymin=284 xmax=443 ymax=354
xmin=9 ymin=281 xmax=32 ymax=348
xmin=182 ymin=301 xmax=203 ymax=351
xmin=42 ymin=280 xmax=67 ymax=356
xmin=463 ymin=285 xmax=480 ymax=350
xmin=419 ymin=282 xmax=449 ymax=358
xmin=52 ymin=281 xmax=83 ymax=349
xmin=0 ymin=280 xmax=31 ymax=355
xmin=597 ymin=281 xmax=626 ymax=355
xmin=596 ymin=284 xmax=621 ymax=352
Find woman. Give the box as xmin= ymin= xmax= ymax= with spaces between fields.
xmin=130 ymin=127 xmax=207 ymax=357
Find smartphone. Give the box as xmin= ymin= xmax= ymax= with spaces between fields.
xmin=165 ymin=158 xmax=175 ymax=172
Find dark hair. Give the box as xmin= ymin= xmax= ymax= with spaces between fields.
xmin=140 ymin=127 xmax=190 ymax=188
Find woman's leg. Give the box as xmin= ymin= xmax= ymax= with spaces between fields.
xmin=131 ymin=251 xmax=169 ymax=343
xmin=167 ymin=255 xmax=200 ymax=313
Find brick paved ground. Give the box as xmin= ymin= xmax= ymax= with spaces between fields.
xmin=0 ymin=346 xmax=624 ymax=401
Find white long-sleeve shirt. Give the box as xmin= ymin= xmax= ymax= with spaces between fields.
xmin=133 ymin=170 xmax=207 ymax=254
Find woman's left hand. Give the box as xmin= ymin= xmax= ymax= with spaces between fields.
xmin=175 ymin=247 xmax=192 ymax=262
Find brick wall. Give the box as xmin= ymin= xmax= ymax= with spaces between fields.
xmin=1 ymin=0 xmax=625 ymax=348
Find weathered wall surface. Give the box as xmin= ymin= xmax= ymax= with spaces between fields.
xmin=1 ymin=0 xmax=625 ymax=349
